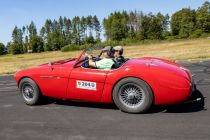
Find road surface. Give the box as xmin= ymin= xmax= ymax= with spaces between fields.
xmin=0 ymin=60 xmax=209 ymax=140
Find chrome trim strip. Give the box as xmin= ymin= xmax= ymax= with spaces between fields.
xmin=40 ymin=76 xmax=54 ymax=78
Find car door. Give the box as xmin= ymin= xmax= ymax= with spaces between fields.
xmin=67 ymin=67 xmax=108 ymax=102
xmin=37 ymin=65 xmax=71 ymax=99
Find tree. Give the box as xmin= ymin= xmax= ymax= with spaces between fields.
xmin=103 ymin=17 xmax=112 ymax=41
xmin=12 ymin=26 xmax=23 ymax=45
xmin=64 ymin=17 xmax=72 ymax=45
xmin=24 ymin=36 xmax=29 ymax=53
xmin=40 ymin=27 xmax=46 ymax=39
xmin=72 ymin=16 xmax=81 ymax=45
xmin=59 ymin=16 xmax=64 ymax=33
xmin=6 ymin=42 xmax=12 ymax=54
xmin=44 ymin=19 xmax=53 ymax=51
xmin=80 ymin=16 xmax=87 ymax=43
xmin=10 ymin=43 xmax=22 ymax=54
xmin=31 ymin=36 xmax=44 ymax=52
xmin=27 ymin=21 xmax=38 ymax=51
xmin=11 ymin=26 xmax=24 ymax=54
xmin=28 ymin=21 xmax=37 ymax=41
xmin=138 ymin=13 xmax=151 ymax=40
xmin=93 ymin=15 xmax=101 ymax=42
xmin=0 ymin=43 xmax=6 ymax=55
xmin=146 ymin=13 xmax=169 ymax=40
xmin=171 ymin=8 xmax=196 ymax=38
xmin=50 ymin=20 xmax=62 ymax=50
xmin=103 ymin=11 xmax=129 ymax=41
xmin=87 ymin=15 xmax=93 ymax=37
xmin=22 ymin=26 xmax=26 ymax=35
xmin=85 ymin=35 xmax=95 ymax=44
xmin=128 ymin=10 xmax=140 ymax=39
xmin=196 ymin=1 xmax=210 ymax=33
xmin=22 ymin=26 xmax=28 ymax=53
xmin=161 ymin=14 xmax=170 ymax=38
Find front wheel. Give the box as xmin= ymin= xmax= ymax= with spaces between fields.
xmin=19 ymin=78 xmax=41 ymax=105
xmin=113 ymin=78 xmax=153 ymax=113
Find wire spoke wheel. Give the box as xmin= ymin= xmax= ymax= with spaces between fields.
xmin=19 ymin=78 xmax=41 ymax=105
xmin=22 ymin=83 xmax=35 ymax=101
xmin=113 ymin=78 xmax=153 ymax=113
xmin=119 ymin=83 xmax=145 ymax=108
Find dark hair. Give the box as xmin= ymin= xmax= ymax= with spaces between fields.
xmin=119 ymin=50 xmax=123 ymax=55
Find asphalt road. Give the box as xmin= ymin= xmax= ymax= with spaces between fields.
xmin=0 ymin=60 xmax=210 ymax=140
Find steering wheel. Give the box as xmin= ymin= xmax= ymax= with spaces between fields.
xmin=81 ymin=57 xmax=89 ymax=68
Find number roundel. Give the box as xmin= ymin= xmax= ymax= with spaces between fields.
xmin=76 ymin=80 xmax=96 ymax=90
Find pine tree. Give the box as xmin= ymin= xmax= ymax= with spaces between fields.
xmin=11 ymin=26 xmax=24 ymax=54
xmin=0 ymin=43 xmax=6 ymax=55
xmin=93 ymin=15 xmax=101 ymax=42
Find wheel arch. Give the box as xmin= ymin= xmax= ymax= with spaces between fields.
xmin=18 ymin=76 xmax=35 ymax=87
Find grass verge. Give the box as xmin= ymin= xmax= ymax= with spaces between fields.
xmin=0 ymin=38 xmax=210 ymax=75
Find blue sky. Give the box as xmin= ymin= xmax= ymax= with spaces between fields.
xmin=0 ymin=0 xmax=207 ymax=45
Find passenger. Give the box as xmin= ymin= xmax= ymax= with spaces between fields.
xmin=114 ymin=46 xmax=125 ymax=66
xmin=88 ymin=46 xmax=115 ymax=70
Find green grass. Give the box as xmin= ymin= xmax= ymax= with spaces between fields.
xmin=1 ymin=38 xmax=210 ymax=75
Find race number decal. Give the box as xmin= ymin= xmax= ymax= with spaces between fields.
xmin=76 ymin=80 xmax=96 ymax=90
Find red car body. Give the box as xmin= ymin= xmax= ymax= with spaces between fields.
xmin=14 ymin=54 xmax=193 ymax=105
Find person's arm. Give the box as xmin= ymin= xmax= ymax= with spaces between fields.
xmin=88 ymin=55 xmax=96 ymax=68
xmin=89 ymin=59 xmax=96 ymax=68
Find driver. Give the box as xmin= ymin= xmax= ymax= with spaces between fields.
xmin=88 ymin=46 xmax=115 ymax=70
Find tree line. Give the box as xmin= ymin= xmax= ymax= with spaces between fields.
xmin=104 ymin=1 xmax=210 ymax=41
xmin=5 ymin=15 xmax=101 ymax=54
xmin=0 ymin=1 xmax=209 ymax=55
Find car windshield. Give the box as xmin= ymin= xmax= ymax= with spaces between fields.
xmin=77 ymin=46 xmax=104 ymax=62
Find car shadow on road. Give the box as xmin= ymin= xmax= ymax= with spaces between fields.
xmin=54 ymin=99 xmax=118 ymax=110
xmin=38 ymin=97 xmax=118 ymax=110
xmin=150 ymin=89 xmax=206 ymax=113
xmin=37 ymin=89 xmax=206 ymax=113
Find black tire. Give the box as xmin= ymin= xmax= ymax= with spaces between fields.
xmin=19 ymin=78 xmax=41 ymax=105
xmin=113 ymin=77 xmax=153 ymax=113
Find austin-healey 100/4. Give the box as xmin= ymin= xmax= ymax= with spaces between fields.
xmin=14 ymin=46 xmax=195 ymax=113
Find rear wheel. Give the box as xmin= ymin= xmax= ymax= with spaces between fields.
xmin=19 ymin=78 xmax=41 ymax=105
xmin=113 ymin=77 xmax=153 ymax=113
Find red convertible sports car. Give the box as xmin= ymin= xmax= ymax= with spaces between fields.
xmin=14 ymin=46 xmax=195 ymax=113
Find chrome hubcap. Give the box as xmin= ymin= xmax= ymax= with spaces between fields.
xmin=119 ymin=83 xmax=145 ymax=108
xmin=22 ymin=83 xmax=34 ymax=101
